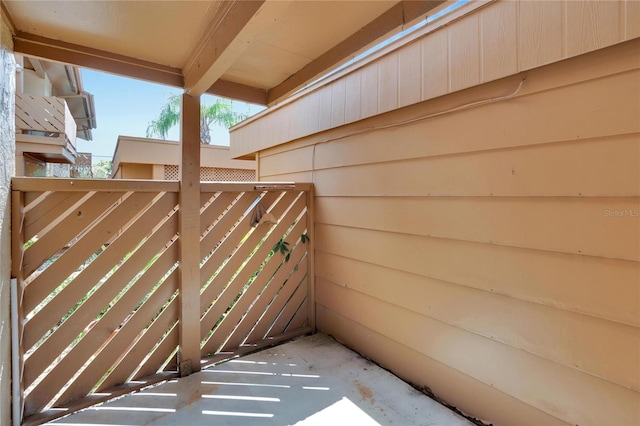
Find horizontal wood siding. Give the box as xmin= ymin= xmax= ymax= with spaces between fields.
xmin=231 ymin=0 xmax=640 ymax=158
xmin=250 ymin=31 xmax=640 ymax=426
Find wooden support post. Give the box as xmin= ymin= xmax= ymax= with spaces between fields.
xmin=15 ymin=152 xmax=24 ymax=177
xmin=10 ymin=190 xmax=25 ymax=424
xmin=10 ymin=190 xmax=24 ymax=281
xmin=255 ymin=151 xmax=260 ymax=180
xmin=305 ymin=186 xmax=316 ymax=333
xmin=178 ymin=93 xmax=201 ymax=376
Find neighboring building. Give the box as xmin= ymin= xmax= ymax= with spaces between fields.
xmin=14 ymin=55 xmax=96 ymax=176
xmin=111 ymin=135 xmax=255 ymax=181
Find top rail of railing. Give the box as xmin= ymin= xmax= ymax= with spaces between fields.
xmin=11 ymin=177 xmax=312 ymax=193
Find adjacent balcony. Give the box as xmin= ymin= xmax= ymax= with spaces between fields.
xmin=15 ymin=92 xmax=78 ymax=165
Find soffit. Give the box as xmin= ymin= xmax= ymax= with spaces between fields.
xmin=228 ymin=1 xmax=396 ymax=90
xmin=3 ymin=0 xmax=447 ymax=105
xmin=4 ymin=1 xmax=216 ymax=68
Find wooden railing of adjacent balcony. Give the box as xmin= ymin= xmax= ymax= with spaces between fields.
xmin=15 ymin=93 xmax=77 ymax=148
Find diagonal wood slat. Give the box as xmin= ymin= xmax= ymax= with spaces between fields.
xmin=27 ymin=280 xmax=177 ymax=415
xmin=23 ymin=192 xmax=177 ymax=315
xmin=96 ymin=295 xmax=179 ymax=392
xmin=23 ymin=190 xmax=46 ymax=208
xmin=56 ymin=254 xmax=179 ymax=407
xmin=202 ymin=196 xmax=306 ymax=355
xmin=12 ymin=178 xmax=312 ymax=424
xmin=199 ymin=191 xmax=298 ymax=344
xmin=199 ymin=191 xmax=272 ymax=270
xmin=199 ymin=191 xmax=241 ymax=234
xmin=24 ymin=191 xmax=86 ymax=241
xmin=16 ymin=94 xmax=67 ymax=135
xmin=199 ymin=191 xmax=281 ymax=304
xmin=23 ymin=217 xmax=179 ymax=414
xmin=222 ymin=222 xmax=308 ymax=351
xmin=23 ymin=213 xmax=179 ymax=391
xmin=25 ymin=194 xmax=170 ymax=312
xmin=133 ymin=324 xmax=179 ymax=379
xmin=236 ymin=245 xmax=306 ymax=346
xmin=200 ymin=190 xmax=311 ymax=359
xmin=23 ymin=195 xmax=178 ymax=350
xmin=245 ymin=251 xmax=308 ymax=343
xmin=268 ymin=277 xmax=308 ymax=337
xmin=23 ymin=191 xmax=124 ymax=277
xmin=283 ymin=295 xmax=309 ymax=333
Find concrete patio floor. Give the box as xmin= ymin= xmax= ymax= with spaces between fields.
xmin=48 ymin=333 xmax=472 ymax=425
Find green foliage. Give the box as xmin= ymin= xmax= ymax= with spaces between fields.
xmin=273 ymin=232 xmax=310 ymax=264
xmin=200 ymin=99 xmax=247 ymax=144
xmin=273 ymin=239 xmax=291 ymax=263
xmin=146 ymin=94 xmax=248 ymax=144
xmin=146 ymin=94 xmax=180 ymax=140
xmin=93 ymin=160 xmax=112 ymax=179
xmin=23 ymin=236 xmax=37 ymax=250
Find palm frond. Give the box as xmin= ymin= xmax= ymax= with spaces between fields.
xmin=147 ymin=95 xmax=248 ymax=143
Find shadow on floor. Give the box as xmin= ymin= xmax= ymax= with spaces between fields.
xmin=49 ymin=333 xmax=472 ymax=425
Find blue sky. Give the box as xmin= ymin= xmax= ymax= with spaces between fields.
xmin=75 ymin=70 xmax=264 ymax=164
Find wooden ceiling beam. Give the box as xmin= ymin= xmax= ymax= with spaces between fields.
xmin=206 ymin=79 xmax=267 ymax=105
xmin=266 ymin=0 xmax=446 ymax=105
xmin=13 ymin=32 xmax=183 ymax=87
xmin=183 ymin=0 xmax=291 ymax=96
xmin=29 ymin=58 xmax=46 ymax=78
xmin=1 ymin=1 xmax=16 ymax=34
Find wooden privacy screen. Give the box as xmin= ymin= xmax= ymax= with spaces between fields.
xmin=11 ymin=178 xmax=313 ymax=425
xmin=198 ymin=183 xmax=313 ymax=362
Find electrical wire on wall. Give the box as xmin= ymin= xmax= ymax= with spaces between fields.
xmin=310 ymin=78 xmax=527 ymax=182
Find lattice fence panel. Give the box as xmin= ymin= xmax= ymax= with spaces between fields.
xmin=200 ymin=167 xmax=216 ymax=181
xmin=199 ymin=187 xmax=311 ymax=361
xmin=203 ymin=167 xmax=256 ymax=181
xmin=164 ymin=165 xmax=256 ymax=182
xmin=12 ymin=180 xmax=180 ymax=423
xmin=164 ymin=165 xmax=179 ymax=180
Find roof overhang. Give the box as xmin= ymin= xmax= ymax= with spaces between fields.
xmin=2 ymin=0 xmax=449 ymax=106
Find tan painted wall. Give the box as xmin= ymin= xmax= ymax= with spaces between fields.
xmin=0 ymin=7 xmax=15 ymax=426
xmin=112 ymin=136 xmax=255 ymax=170
xmin=111 ymin=136 xmax=256 ymax=181
xmin=231 ymin=3 xmax=640 ymax=424
xmin=118 ymin=163 xmax=152 ymax=180
xmin=22 ymin=68 xmax=52 ymax=96
xmin=111 ymin=136 xmax=257 ymax=182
